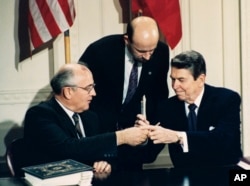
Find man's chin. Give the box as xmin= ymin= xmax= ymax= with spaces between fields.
xmin=138 ymin=59 xmax=148 ymax=63
xmin=135 ymin=57 xmax=148 ymax=63
xmin=176 ymin=95 xmax=185 ymax=101
xmin=83 ymin=105 xmax=89 ymax=112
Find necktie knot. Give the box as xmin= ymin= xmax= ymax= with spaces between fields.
xmin=72 ymin=113 xmax=79 ymax=124
xmin=188 ymin=104 xmax=197 ymax=111
xmin=133 ymin=60 xmax=138 ymax=67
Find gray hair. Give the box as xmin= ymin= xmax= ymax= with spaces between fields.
xmin=50 ymin=67 xmax=75 ymax=95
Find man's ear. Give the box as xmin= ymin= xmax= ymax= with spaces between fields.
xmin=198 ymin=74 xmax=206 ymax=87
xmin=123 ymin=34 xmax=129 ymax=45
xmin=62 ymin=87 xmax=73 ymax=100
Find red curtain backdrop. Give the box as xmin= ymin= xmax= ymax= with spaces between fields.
xmin=131 ymin=0 xmax=182 ymax=49
xmin=28 ymin=0 xmax=75 ymax=51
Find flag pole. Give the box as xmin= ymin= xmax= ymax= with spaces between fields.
xmin=64 ymin=30 xmax=71 ymax=64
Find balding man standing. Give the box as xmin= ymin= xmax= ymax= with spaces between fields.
xmin=79 ymin=16 xmax=169 ymax=170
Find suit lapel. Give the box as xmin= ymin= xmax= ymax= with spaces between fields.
xmin=175 ymin=100 xmax=189 ymax=130
xmin=50 ymin=98 xmax=79 ymax=138
xmin=79 ymin=111 xmax=99 ymax=137
xmin=197 ymin=85 xmax=216 ymax=130
xmin=138 ymin=60 xmax=153 ymax=90
xmin=111 ymin=42 xmax=126 ymax=107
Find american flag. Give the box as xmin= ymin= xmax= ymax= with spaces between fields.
xmin=28 ymin=0 xmax=75 ymax=51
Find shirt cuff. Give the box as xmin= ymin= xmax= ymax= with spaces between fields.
xmin=177 ymin=132 xmax=188 ymax=153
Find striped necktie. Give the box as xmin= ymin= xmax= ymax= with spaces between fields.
xmin=124 ymin=60 xmax=138 ymax=105
xmin=72 ymin=113 xmax=83 ymax=138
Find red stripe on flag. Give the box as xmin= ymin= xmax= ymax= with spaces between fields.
xmin=58 ymin=0 xmax=75 ymax=26
xmin=36 ymin=0 xmax=61 ymax=37
xmin=132 ymin=0 xmax=182 ymax=49
xmin=28 ymin=9 xmax=43 ymax=49
xmin=28 ymin=0 xmax=75 ymax=51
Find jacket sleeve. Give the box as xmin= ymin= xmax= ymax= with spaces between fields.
xmin=24 ymin=105 xmax=118 ymax=164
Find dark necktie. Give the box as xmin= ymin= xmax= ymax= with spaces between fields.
xmin=124 ymin=60 xmax=138 ymax=105
xmin=72 ymin=113 xmax=83 ymax=138
xmin=188 ymin=104 xmax=197 ymax=131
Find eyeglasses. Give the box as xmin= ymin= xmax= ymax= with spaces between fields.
xmin=67 ymin=83 xmax=96 ymax=94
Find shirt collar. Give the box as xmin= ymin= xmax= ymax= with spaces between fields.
xmin=194 ymin=86 xmax=204 ymax=107
xmin=55 ymin=98 xmax=75 ymax=118
xmin=185 ymin=87 xmax=205 ymax=113
xmin=125 ymin=46 xmax=133 ymax=62
xmin=125 ymin=46 xmax=143 ymax=67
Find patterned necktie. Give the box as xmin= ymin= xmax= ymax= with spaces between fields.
xmin=124 ymin=60 xmax=138 ymax=105
xmin=72 ymin=113 xmax=83 ymax=138
xmin=188 ymin=104 xmax=197 ymax=131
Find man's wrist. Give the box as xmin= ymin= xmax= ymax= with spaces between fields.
xmin=176 ymin=132 xmax=183 ymax=145
xmin=116 ymin=131 xmax=123 ymax=145
xmin=116 ymin=130 xmax=127 ymax=145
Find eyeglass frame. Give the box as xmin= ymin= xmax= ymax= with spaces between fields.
xmin=65 ymin=83 xmax=96 ymax=94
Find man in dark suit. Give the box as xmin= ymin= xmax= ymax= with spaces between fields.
xmin=138 ymin=50 xmax=242 ymax=168
xmin=23 ymin=63 xmax=150 ymax=173
xmin=79 ymin=16 xmax=168 ymax=170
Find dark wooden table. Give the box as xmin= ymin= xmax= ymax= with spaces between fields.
xmin=0 ymin=166 xmax=244 ymax=186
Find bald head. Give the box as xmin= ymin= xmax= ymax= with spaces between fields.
xmin=59 ymin=63 xmax=90 ymax=74
xmin=126 ymin=16 xmax=159 ymax=44
xmin=125 ymin=16 xmax=159 ymax=61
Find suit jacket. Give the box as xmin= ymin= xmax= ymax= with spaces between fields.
xmin=79 ymin=34 xmax=169 ymax=131
xmin=157 ymin=84 xmax=242 ymax=168
xmin=23 ymin=97 xmax=117 ymax=167
xmin=79 ymin=34 xmax=168 ymax=170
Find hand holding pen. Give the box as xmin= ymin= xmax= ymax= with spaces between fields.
xmin=135 ymin=114 xmax=181 ymax=144
xmin=135 ymin=114 xmax=160 ymax=126
xmin=135 ymin=114 xmax=149 ymax=127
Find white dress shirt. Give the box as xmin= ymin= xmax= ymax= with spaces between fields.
xmin=179 ymin=87 xmax=204 ymax=152
xmin=55 ymin=99 xmax=86 ymax=138
xmin=122 ymin=47 xmax=142 ymax=103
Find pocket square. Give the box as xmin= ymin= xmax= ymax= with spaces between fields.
xmin=209 ymin=126 xmax=215 ymax=131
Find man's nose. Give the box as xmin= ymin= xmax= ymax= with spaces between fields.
xmin=142 ymin=52 xmax=152 ymax=60
xmin=172 ymin=80 xmax=179 ymax=89
xmin=90 ymin=88 xmax=96 ymax=96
